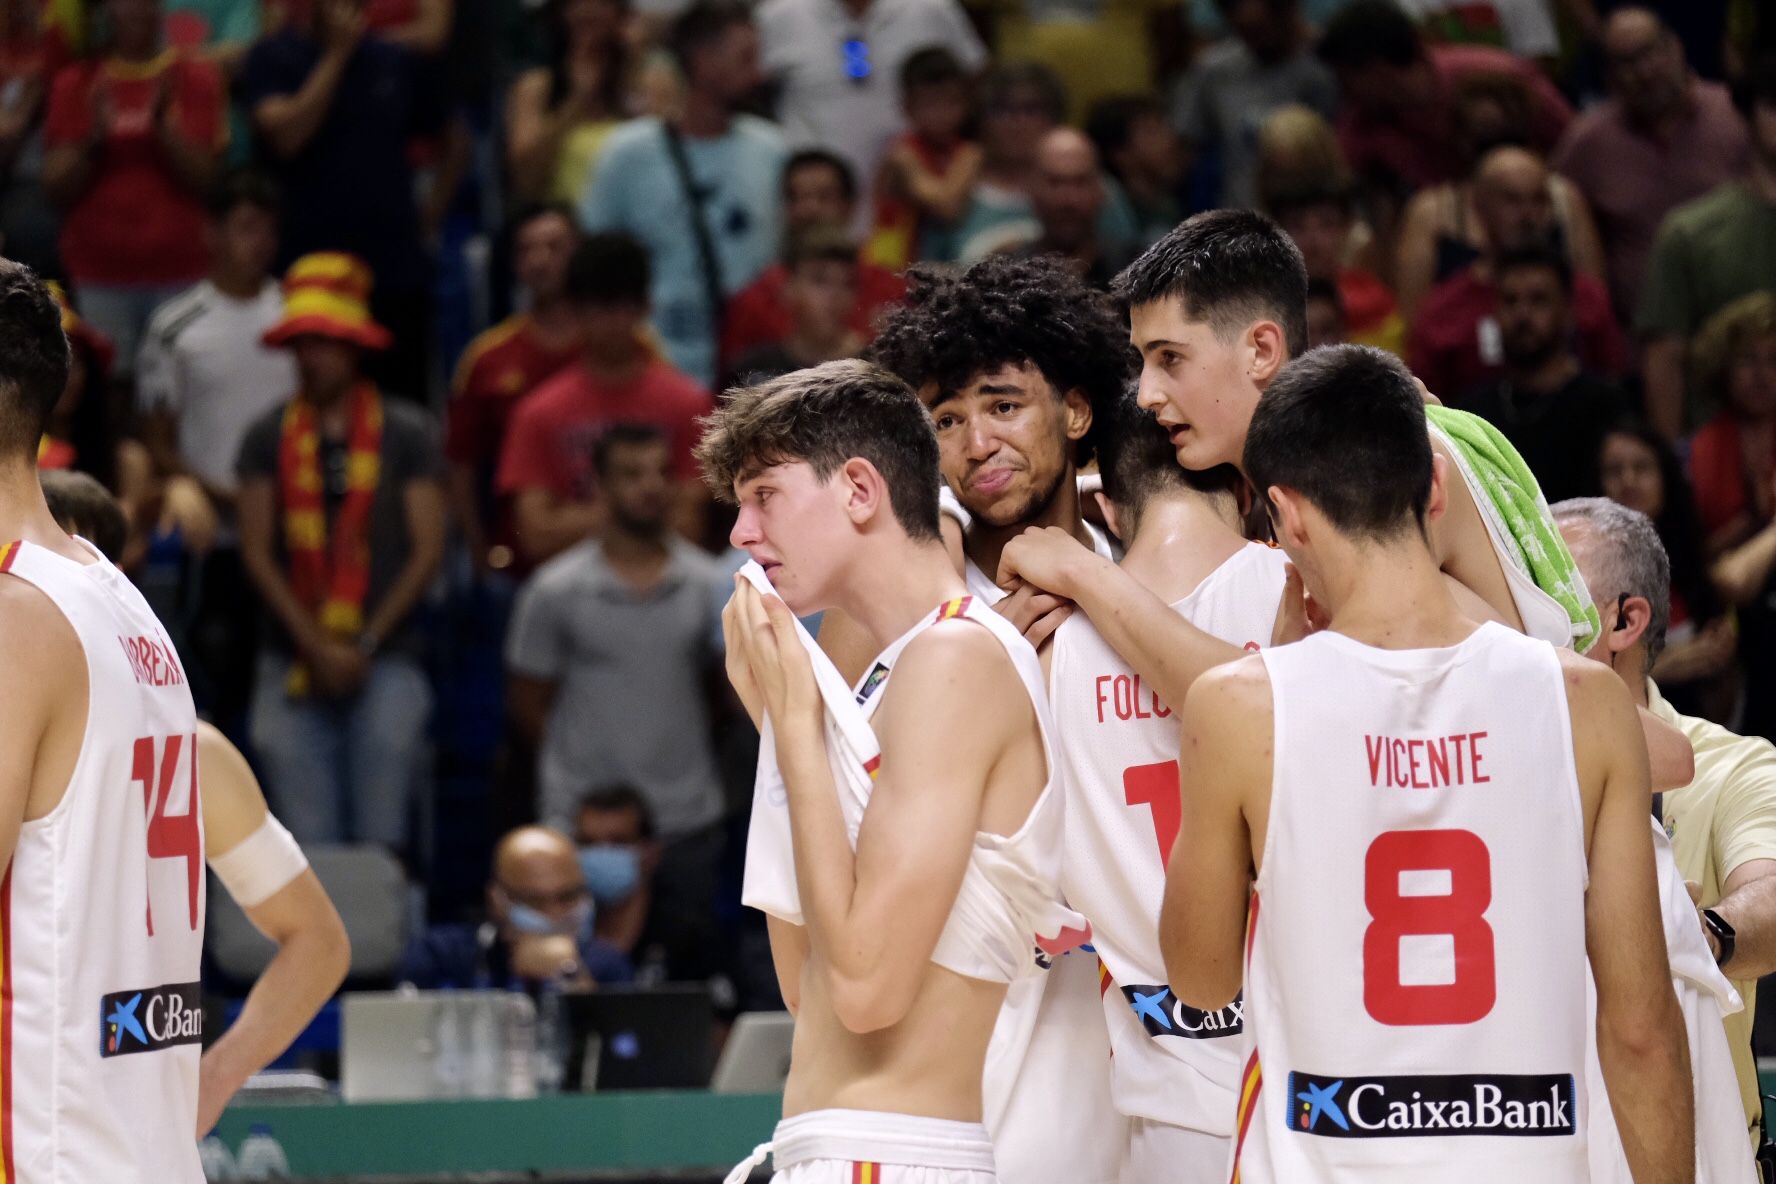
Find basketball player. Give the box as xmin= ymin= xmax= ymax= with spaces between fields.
xmin=857 ymin=253 xmax=1136 ymax=1184
xmin=1047 ymin=387 xmax=1288 ymax=1183
xmin=703 ymin=360 xmax=1066 ymax=1183
xmin=0 ymin=261 xmax=207 ymax=1179
xmin=995 ymin=210 xmax=1694 ymax=787
xmin=1162 ymin=346 xmax=1692 ymax=1184
xmin=37 ymin=469 xmax=353 ymax=1136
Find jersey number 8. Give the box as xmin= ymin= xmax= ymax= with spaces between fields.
xmin=1363 ymin=828 xmax=1496 ymax=1026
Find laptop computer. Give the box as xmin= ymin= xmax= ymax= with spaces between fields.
xmin=710 ymin=1011 xmax=795 ymax=1094
xmin=565 ymin=984 xmax=715 ymax=1091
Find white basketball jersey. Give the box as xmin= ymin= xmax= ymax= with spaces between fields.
xmin=1239 ymin=623 xmax=1589 ymax=1184
xmin=1049 ymin=542 xmax=1287 ymax=1136
xmin=0 ymin=539 xmax=205 ymax=1183
xmin=959 ymin=535 xmax=1128 ymax=1184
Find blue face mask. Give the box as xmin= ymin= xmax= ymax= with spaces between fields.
xmin=505 ymin=897 xmax=594 ymax=942
xmin=578 ymin=844 xmax=642 ymax=904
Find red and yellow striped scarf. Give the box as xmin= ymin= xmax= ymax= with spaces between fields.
xmin=277 ymin=383 xmax=382 ymax=694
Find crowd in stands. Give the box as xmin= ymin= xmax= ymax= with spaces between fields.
xmin=4 ymin=0 xmax=1774 ymax=1017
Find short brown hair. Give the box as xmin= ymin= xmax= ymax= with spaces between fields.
xmin=39 ymin=469 xmax=126 ymax=561
xmin=697 ymin=359 xmax=942 ymax=541
xmin=1695 ymin=291 xmax=1776 ymax=411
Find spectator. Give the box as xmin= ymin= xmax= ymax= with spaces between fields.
xmin=496 ymin=233 xmax=713 ymax=567
xmin=447 ymin=204 xmax=583 ymax=576
xmin=40 ymin=468 xmax=129 ymax=562
xmin=1392 ymin=74 xmax=1607 ymax=319
xmin=237 ymin=252 xmax=446 ymax=851
xmin=164 ymin=0 xmax=266 ymax=74
xmin=1555 ymin=496 xmax=1776 ymax=1138
xmin=1687 ymin=294 xmax=1776 ymax=739
xmin=1459 ymin=245 xmax=1626 ymax=503
xmin=1009 ymin=127 xmax=1131 ymax=290
xmin=263 ymin=0 xmax=455 ymax=57
xmin=400 ymin=825 xmax=634 ymax=989
xmin=138 ymin=171 xmax=295 ymax=722
xmin=578 ymin=0 xmax=786 ymax=387
xmin=722 ymin=150 xmax=906 ymax=370
xmin=1305 ymin=276 xmax=1345 ymax=348
xmin=0 ymin=0 xmax=72 ymax=277
xmin=1552 ymin=8 xmax=1748 ymax=318
xmin=1398 ymin=0 xmax=1560 ymax=63
xmin=504 ymin=0 xmax=629 ymax=206
xmin=867 ymin=47 xmax=981 ymax=271
xmin=938 ymin=62 xmax=1067 ymax=263
xmin=1595 ymin=417 xmax=1737 ymax=719
xmin=505 ymin=423 xmax=730 ymax=975
xmin=755 ymin=0 xmax=984 ymax=226
xmin=1269 ymin=181 xmax=1404 ymax=353
xmin=43 ymin=0 xmax=225 ymax=373
xmin=1407 ymin=146 xmax=1627 ymax=400
xmin=724 ymin=225 xmax=864 ymax=388
xmin=242 ymin=0 xmax=463 ymax=402
xmin=1170 ymin=0 xmax=1336 ymax=210
xmin=1638 ymin=54 xmax=1776 ymax=438
xmin=1318 ymin=0 xmax=1571 ymax=196
xmin=37 ymin=280 xmax=117 ymax=482
xmin=572 ymin=784 xmax=660 ymax=966
xmin=1085 ymin=94 xmax=1184 ymax=253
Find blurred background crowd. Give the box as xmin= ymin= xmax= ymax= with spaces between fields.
xmin=7 ymin=0 xmax=1774 ymax=1037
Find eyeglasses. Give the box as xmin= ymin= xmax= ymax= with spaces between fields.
xmin=500 ymin=883 xmax=588 ymax=912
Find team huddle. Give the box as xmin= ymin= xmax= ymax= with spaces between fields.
xmin=711 ymin=211 xmax=1739 ymax=1184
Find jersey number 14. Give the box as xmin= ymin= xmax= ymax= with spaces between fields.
xmin=132 ymin=734 xmax=202 ymax=937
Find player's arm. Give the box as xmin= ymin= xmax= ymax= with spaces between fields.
xmin=1567 ymin=654 xmax=1694 ymax=1184
xmin=739 ymin=585 xmax=1014 ymax=1032
xmin=0 ymin=580 xmax=82 ymax=874
xmin=195 ymin=723 xmax=350 ymax=1135
xmin=998 ymin=526 xmax=1244 ymax=711
xmin=1160 ymin=658 xmax=1270 ymax=1010
xmin=766 ymin=914 xmax=809 ymax=1017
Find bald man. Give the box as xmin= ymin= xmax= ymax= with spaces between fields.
xmin=399 ymin=825 xmax=636 ymax=989
xmin=1011 ymin=127 xmax=1135 ymax=290
xmin=1408 ymin=146 xmax=1629 ymax=400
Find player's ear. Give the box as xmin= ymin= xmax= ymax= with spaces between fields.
xmin=1096 ymin=492 xmax=1125 ymax=542
xmin=1248 ymin=320 xmax=1287 ymax=385
xmin=1424 ymin=453 xmax=1450 ymax=526
xmin=839 ymin=456 xmax=888 ymax=527
xmin=1611 ymin=594 xmax=1654 ymax=656
xmin=1269 ymin=485 xmax=1308 ymax=548
xmin=1061 ymin=386 xmax=1092 ymax=444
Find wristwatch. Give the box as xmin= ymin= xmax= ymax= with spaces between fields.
xmin=1702 ymin=907 xmax=1736 ymax=968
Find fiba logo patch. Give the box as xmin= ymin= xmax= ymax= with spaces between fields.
xmin=855 ymin=662 xmax=891 ymax=706
xmin=1287 ymin=1071 xmax=1576 ymax=1138
xmin=99 ymin=982 xmax=204 ymax=1057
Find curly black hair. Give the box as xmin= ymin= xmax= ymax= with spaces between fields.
xmin=867 ymin=253 xmax=1133 ymax=465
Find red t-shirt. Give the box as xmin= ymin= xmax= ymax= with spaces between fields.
xmin=1689 ymin=413 xmax=1770 ymax=539
xmin=721 ymin=261 xmax=907 ymax=368
xmin=45 ymin=51 xmax=222 ymax=285
xmin=1339 ymin=45 xmax=1572 ymax=191
xmin=496 ymin=360 xmax=712 ymax=503
xmin=1407 ymin=267 xmax=1627 ymax=402
xmin=445 ymin=315 xmax=582 ymax=469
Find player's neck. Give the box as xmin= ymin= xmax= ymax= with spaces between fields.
xmin=1318 ymin=537 xmax=1476 ymax=651
xmin=962 ymin=470 xmax=1086 ymax=586
xmin=0 ymin=462 xmax=91 ymax=561
xmin=1120 ymin=494 xmax=1246 ymax=603
xmin=836 ymin=540 xmax=970 ymax=653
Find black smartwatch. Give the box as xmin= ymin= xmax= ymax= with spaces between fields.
xmin=1702 ymin=908 xmax=1736 ymax=968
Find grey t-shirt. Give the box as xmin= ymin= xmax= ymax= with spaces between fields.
xmin=236 ymin=396 xmax=445 ymax=657
xmin=1171 ymin=40 xmax=1337 ymax=210
xmin=506 ymin=537 xmax=728 ymax=839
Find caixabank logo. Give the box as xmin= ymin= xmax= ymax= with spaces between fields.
xmin=1287 ymin=1071 xmax=1577 ymax=1138
xmin=100 ymin=982 xmax=204 ymax=1058
xmin=1119 ymin=984 xmax=1243 ymax=1039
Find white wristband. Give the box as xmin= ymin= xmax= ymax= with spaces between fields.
xmin=209 ymin=812 xmax=309 ymax=908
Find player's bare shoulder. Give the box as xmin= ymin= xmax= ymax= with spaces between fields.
xmin=1183 ymin=651 xmax=1274 ymax=728
xmin=892 ymin=620 xmax=1030 ymax=718
xmin=1551 ymin=647 xmax=1647 ymax=794
xmin=0 ymin=571 xmax=84 ymax=700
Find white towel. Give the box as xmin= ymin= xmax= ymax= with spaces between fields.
xmin=739 ymin=561 xmax=880 ymax=925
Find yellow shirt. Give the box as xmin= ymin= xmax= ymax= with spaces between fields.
xmin=1651 ymin=679 xmax=1776 ymax=1130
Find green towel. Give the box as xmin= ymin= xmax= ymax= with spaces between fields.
xmin=1425 ymin=404 xmax=1602 ymax=653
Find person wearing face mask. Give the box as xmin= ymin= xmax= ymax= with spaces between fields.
xmin=573 ymin=784 xmax=664 ymax=975
xmin=399 ymin=825 xmax=634 ymax=990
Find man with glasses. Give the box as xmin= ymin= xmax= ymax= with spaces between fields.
xmin=400 ymin=826 xmax=635 ymax=989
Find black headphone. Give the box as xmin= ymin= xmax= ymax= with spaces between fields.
xmin=1614 ymin=592 xmax=1629 ymax=632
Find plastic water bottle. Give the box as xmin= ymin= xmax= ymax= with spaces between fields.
xmin=234 ymin=1124 xmax=290 ymax=1179
xmin=534 ymin=976 xmax=569 ymax=1095
xmin=465 ymin=994 xmax=501 ymax=1098
xmin=429 ymin=992 xmax=466 ymax=1098
xmin=197 ymin=1134 xmax=237 ymax=1181
xmin=501 ymin=990 xmax=538 ymax=1099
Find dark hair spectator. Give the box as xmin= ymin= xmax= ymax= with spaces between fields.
xmin=504 ymin=0 xmax=630 ymax=206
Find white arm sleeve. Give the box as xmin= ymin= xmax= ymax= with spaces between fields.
xmin=209 ymin=812 xmax=310 ymax=909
